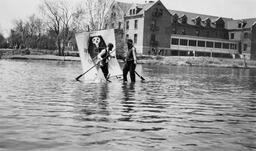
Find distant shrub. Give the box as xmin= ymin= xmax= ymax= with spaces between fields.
xmin=155 ymin=55 xmax=163 ymax=60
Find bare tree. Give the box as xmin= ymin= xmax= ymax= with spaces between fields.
xmin=40 ymin=0 xmax=85 ymax=56
xmin=83 ymin=0 xmax=114 ymax=31
xmin=12 ymin=19 xmax=30 ymax=49
xmin=72 ymin=4 xmax=89 ymax=32
xmin=27 ymin=15 xmax=44 ymax=38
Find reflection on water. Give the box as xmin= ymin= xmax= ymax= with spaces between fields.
xmin=0 ymin=59 xmax=256 ymax=151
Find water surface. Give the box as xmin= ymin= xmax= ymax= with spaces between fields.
xmin=0 ymin=59 xmax=255 ymax=151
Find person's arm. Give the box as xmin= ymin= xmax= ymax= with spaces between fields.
xmin=132 ymin=47 xmax=137 ymax=64
xmin=97 ymin=49 xmax=106 ymax=61
xmin=109 ymin=49 xmax=116 ymax=58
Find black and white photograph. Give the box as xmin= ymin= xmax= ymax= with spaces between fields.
xmin=0 ymin=0 xmax=255 ymax=150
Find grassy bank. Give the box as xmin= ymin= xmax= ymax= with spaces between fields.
xmin=2 ymin=54 xmax=80 ymax=61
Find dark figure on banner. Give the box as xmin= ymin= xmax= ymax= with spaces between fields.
xmin=88 ymin=36 xmax=106 ymax=59
xmin=98 ymin=43 xmax=114 ymax=80
xmin=123 ymin=39 xmax=137 ymax=82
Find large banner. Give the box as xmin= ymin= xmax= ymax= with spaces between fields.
xmin=75 ymin=29 xmax=122 ymax=82
xmin=75 ymin=32 xmax=106 ymax=82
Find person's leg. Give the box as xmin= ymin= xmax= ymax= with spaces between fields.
xmin=130 ymin=61 xmax=136 ymax=82
xmin=104 ymin=63 xmax=109 ymax=79
xmin=123 ymin=62 xmax=129 ymax=82
xmin=100 ymin=64 xmax=107 ymax=79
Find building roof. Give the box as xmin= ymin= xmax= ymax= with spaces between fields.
xmin=169 ymin=9 xmax=233 ymax=28
xmin=117 ymin=0 xmax=256 ymax=29
xmin=123 ymin=2 xmax=155 ymax=16
xmin=115 ymin=1 xmax=133 ymax=14
xmin=226 ymin=18 xmax=256 ymax=30
xmin=136 ymin=2 xmax=156 ymax=15
xmin=239 ymin=18 xmax=256 ymax=29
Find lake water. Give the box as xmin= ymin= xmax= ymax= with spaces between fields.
xmin=0 ymin=59 xmax=255 ymax=151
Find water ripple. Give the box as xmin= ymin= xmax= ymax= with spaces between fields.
xmin=0 ymin=60 xmax=255 ymax=151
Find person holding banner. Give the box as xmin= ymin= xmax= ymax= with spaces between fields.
xmin=123 ymin=39 xmax=137 ymax=82
xmin=98 ymin=43 xmax=114 ymax=80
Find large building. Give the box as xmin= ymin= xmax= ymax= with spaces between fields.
xmin=105 ymin=0 xmax=256 ymax=60
xmin=227 ymin=19 xmax=256 ymax=60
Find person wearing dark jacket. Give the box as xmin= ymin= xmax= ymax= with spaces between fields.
xmin=123 ymin=39 xmax=137 ymax=82
xmin=98 ymin=43 xmax=114 ymax=80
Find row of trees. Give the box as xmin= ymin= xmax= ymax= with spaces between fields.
xmin=8 ymin=16 xmax=57 ymax=50
xmin=0 ymin=0 xmax=113 ymax=56
xmin=0 ymin=33 xmax=8 ymax=48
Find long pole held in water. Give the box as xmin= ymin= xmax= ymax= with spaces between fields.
xmin=75 ymin=61 xmax=100 ymax=81
xmin=135 ymin=71 xmax=145 ymax=81
xmin=75 ymin=49 xmax=116 ymax=81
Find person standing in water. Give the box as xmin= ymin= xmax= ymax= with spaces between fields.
xmin=98 ymin=43 xmax=114 ymax=80
xmin=123 ymin=39 xmax=137 ymax=82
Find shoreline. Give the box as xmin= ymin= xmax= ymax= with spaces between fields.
xmin=2 ymin=54 xmax=80 ymax=61
xmin=1 ymin=54 xmax=256 ymax=69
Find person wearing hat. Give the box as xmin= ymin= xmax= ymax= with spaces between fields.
xmin=123 ymin=39 xmax=137 ymax=82
xmin=98 ymin=43 xmax=114 ymax=80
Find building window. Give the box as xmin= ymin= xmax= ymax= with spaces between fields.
xmin=118 ymin=22 xmax=122 ymax=29
xmin=195 ymin=17 xmax=201 ymax=26
xmin=181 ymin=15 xmax=187 ymax=24
xmin=151 ymin=20 xmax=157 ymax=31
xmin=151 ymin=34 xmax=156 ymax=41
xmin=150 ymin=34 xmax=157 ymax=46
xmin=230 ymin=33 xmax=234 ymax=39
xmin=238 ymin=23 xmax=242 ymax=28
xmin=130 ymin=10 xmax=132 ymax=15
xmin=195 ymin=30 xmax=200 ymax=36
xmin=243 ymin=44 xmax=248 ymax=51
xmin=172 ymin=28 xmax=177 ymax=34
xmin=134 ymin=34 xmax=137 ymax=44
xmin=171 ymin=38 xmax=179 ymax=45
xmin=230 ymin=44 xmax=234 ymax=49
xmin=180 ymin=39 xmax=188 ymax=46
xmin=189 ymin=40 xmax=196 ymax=46
xmin=205 ymin=18 xmax=211 ymax=27
xmin=244 ymin=32 xmax=249 ymax=39
xmin=198 ymin=41 xmax=205 ymax=47
xmin=173 ymin=14 xmax=179 ymax=23
xmin=126 ymin=21 xmax=129 ymax=29
xmin=181 ymin=29 xmax=186 ymax=35
xmin=215 ymin=42 xmax=221 ymax=48
xmin=133 ymin=9 xmax=135 ymax=14
xmin=206 ymin=41 xmax=213 ymax=48
xmin=230 ymin=43 xmax=236 ymax=50
xmin=134 ymin=20 xmax=138 ymax=29
xmin=216 ymin=19 xmax=225 ymax=29
xmin=223 ymin=43 xmax=229 ymax=49
xmin=126 ymin=34 xmax=129 ymax=40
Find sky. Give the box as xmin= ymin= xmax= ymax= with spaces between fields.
xmin=0 ymin=0 xmax=256 ymax=37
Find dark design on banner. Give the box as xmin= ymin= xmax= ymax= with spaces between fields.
xmin=88 ymin=36 xmax=106 ymax=60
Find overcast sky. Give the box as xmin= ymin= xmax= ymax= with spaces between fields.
xmin=0 ymin=0 xmax=256 ymax=37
